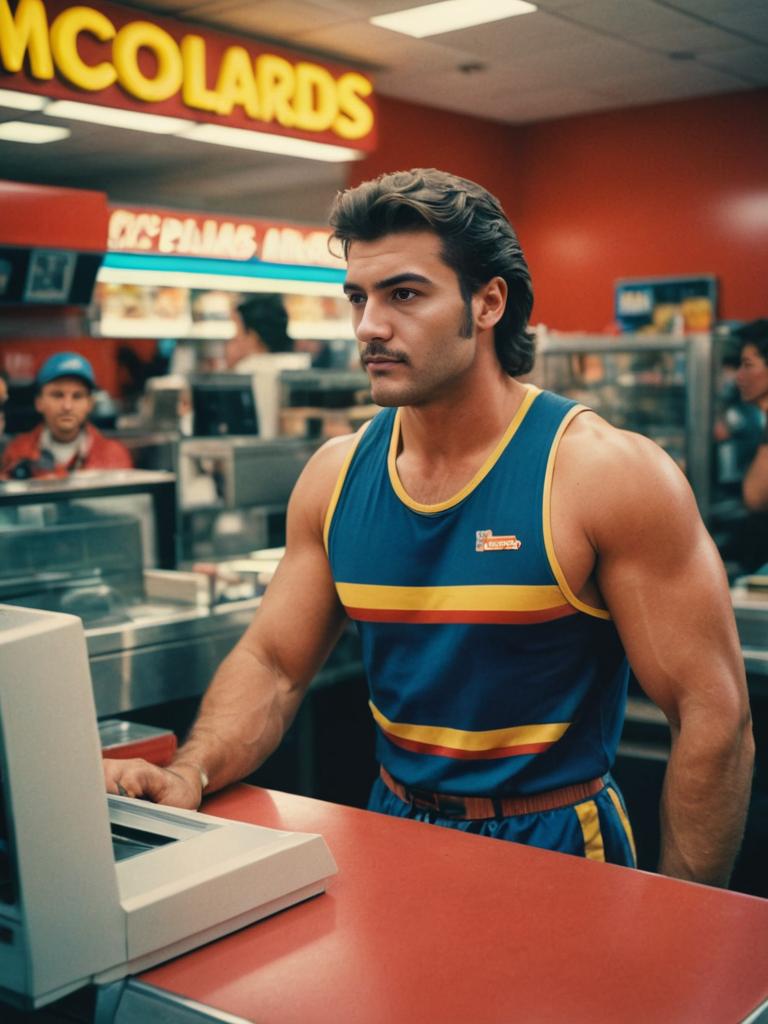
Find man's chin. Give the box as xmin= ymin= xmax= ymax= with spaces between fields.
xmin=369 ymin=381 xmax=409 ymax=408
xmin=51 ymin=427 xmax=80 ymax=443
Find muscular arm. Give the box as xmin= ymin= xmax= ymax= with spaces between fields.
xmin=557 ymin=416 xmax=754 ymax=887
xmin=104 ymin=437 xmax=351 ymax=807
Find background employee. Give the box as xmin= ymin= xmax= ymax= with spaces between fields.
xmin=0 ymin=352 xmax=132 ymax=479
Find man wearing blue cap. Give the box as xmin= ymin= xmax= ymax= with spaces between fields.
xmin=0 ymin=352 xmax=132 ymax=479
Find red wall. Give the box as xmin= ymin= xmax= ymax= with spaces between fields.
xmin=347 ymin=96 xmax=525 ymax=223
xmin=349 ymin=89 xmax=768 ymax=331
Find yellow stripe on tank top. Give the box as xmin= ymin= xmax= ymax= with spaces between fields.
xmin=323 ymin=421 xmax=372 ymax=554
xmin=336 ymin=582 xmax=569 ymax=612
xmin=369 ymin=701 xmax=570 ymax=753
xmin=541 ymin=404 xmax=611 ymax=621
xmin=574 ymin=800 xmax=606 ymax=861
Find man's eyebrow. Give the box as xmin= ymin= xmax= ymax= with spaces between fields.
xmin=343 ymin=272 xmax=434 ymax=294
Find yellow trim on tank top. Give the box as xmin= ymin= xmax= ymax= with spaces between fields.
xmin=323 ymin=420 xmax=372 ymax=553
xmin=542 ymin=404 xmax=611 ymax=620
xmin=369 ymin=700 xmax=570 ymax=752
xmin=387 ymin=384 xmax=541 ymax=514
xmin=337 ymin=581 xmax=569 ymax=612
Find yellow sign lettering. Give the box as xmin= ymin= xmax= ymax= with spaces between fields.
xmin=334 ymin=72 xmax=375 ymax=141
xmin=112 ymin=20 xmax=183 ymax=103
xmin=256 ymin=53 xmax=296 ymax=128
xmin=293 ymin=61 xmax=337 ymax=133
xmin=50 ymin=5 xmax=116 ymax=92
xmin=180 ymin=34 xmax=218 ymax=113
xmin=0 ymin=0 xmax=53 ymax=79
xmin=0 ymin=1 xmax=375 ymax=146
xmin=213 ymin=46 xmax=259 ymax=118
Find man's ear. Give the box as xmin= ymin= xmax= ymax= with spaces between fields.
xmin=34 ymin=393 xmax=43 ymax=415
xmin=473 ymin=276 xmax=507 ymax=332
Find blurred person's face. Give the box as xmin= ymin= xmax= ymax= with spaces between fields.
xmin=35 ymin=376 xmax=94 ymax=442
xmin=0 ymin=377 xmax=7 ymax=434
xmin=736 ymin=344 xmax=768 ymax=408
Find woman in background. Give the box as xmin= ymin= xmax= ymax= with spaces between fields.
xmin=736 ymin=322 xmax=768 ymax=512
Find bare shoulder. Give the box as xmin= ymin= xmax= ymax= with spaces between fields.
xmin=556 ymin=410 xmax=699 ymax=549
xmin=288 ymin=426 xmax=365 ymax=534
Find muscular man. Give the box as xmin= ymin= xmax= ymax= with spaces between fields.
xmin=106 ymin=169 xmax=753 ymax=887
xmin=1 ymin=352 xmax=132 ymax=478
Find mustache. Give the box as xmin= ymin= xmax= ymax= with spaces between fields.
xmin=360 ymin=342 xmax=409 ymax=364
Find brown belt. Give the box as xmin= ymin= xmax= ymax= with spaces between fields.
xmin=379 ymin=765 xmax=606 ymax=820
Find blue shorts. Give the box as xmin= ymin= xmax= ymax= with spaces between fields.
xmin=367 ymin=773 xmax=637 ymax=868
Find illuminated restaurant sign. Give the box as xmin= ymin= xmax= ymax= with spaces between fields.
xmin=107 ymin=206 xmax=338 ymax=267
xmin=0 ymin=0 xmax=377 ymax=148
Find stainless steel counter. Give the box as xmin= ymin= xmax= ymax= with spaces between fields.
xmin=86 ymin=595 xmax=363 ymax=718
xmin=86 ymin=599 xmax=258 ymax=716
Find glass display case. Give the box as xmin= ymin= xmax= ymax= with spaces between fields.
xmin=531 ymin=333 xmax=716 ymax=521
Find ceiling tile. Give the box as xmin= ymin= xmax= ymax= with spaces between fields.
xmin=178 ymin=0 xmax=349 ymax=37
xmin=421 ymin=9 xmax=598 ymax=58
xmin=309 ymin=0 xmax=424 ymax=14
xmin=556 ymin=0 xmax=705 ymax=36
xmin=291 ymin=21 xmax=475 ymax=70
xmin=631 ymin=24 xmax=752 ymax=53
xmin=699 ymin=45 xmax=768 ymax=83
xmin=706 ymin=8 xmax=768 ymax=44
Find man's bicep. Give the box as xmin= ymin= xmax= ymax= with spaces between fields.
xmin=237 ymin=445 xmax=349 ymax=690
xmin=250 ymin=535 xmax=347 ymax=688
xmin=595 ymin=454 xmax=745 ymax=724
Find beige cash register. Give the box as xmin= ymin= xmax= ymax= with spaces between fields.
xmin=0 ymin=605 xmax=337 ymax=1010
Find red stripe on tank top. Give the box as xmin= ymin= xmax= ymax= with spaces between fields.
xmin=343 ymin=605 xmax=578 ymax=624
xmin=384 ymin=733 xmax=555 ymax=760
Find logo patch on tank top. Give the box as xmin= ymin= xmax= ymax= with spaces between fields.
xmin=475 ymin=529 xmax=522 ymax=552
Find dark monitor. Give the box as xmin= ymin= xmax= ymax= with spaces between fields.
xmin=191 ymin=374 xmax=259 ymax=437
xmin=0 ymin=247 xmax=102 ymax=306
xmin=3 ymin=382 xmax=38 ymax=434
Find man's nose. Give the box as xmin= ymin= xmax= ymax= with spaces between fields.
xmin=355 ymin=299 xmax=392 ymax=343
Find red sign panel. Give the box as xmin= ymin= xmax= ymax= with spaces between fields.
xmin=0 ymin=0 xmax=377 ymax=151
xmin=107 ymin=204 xmax=340 ymax=267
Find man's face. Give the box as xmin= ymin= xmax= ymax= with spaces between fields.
xmin=35 ymin=377 xmax=94 ymax=443
xmin=344 ymin=230 xmax=480 ymax=408
xmin=736 ymin=344 xmax=768 ymax=407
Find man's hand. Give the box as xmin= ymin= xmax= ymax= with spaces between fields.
xmin=103 ymin=757 xmax=203 ymax=810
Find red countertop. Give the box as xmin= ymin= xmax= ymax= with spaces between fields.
xmin=140 ymin=786 xmax=768 ymax=1024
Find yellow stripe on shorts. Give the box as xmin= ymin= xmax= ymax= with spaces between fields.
xmin=574 ymin=799 xmax=605 ymax=862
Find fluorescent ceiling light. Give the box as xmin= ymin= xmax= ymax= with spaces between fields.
xmin=0 ymin=89 xmax=47 ymax=111
xmin=0 ymin=121 xmax=70 ymax=144
xmin=178 ymin=122 xmax=363 ymax=163
xmin=45 ymin=100 xmax=190 ymax=134
xmin=370 ymin=0 xmax=537 ymax=37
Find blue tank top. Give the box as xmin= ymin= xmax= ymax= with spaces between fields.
xmin=324 ymin=385 xmax=629 ymax=796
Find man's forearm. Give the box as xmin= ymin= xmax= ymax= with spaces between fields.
xmin=170 ymin=640 xmax=306 ymax=798
xmin=658 ymin=715 xmax=754 ymax=887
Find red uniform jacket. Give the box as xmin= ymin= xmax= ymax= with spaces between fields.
xmin=1 ymin=423 xmax=133 ymax=479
